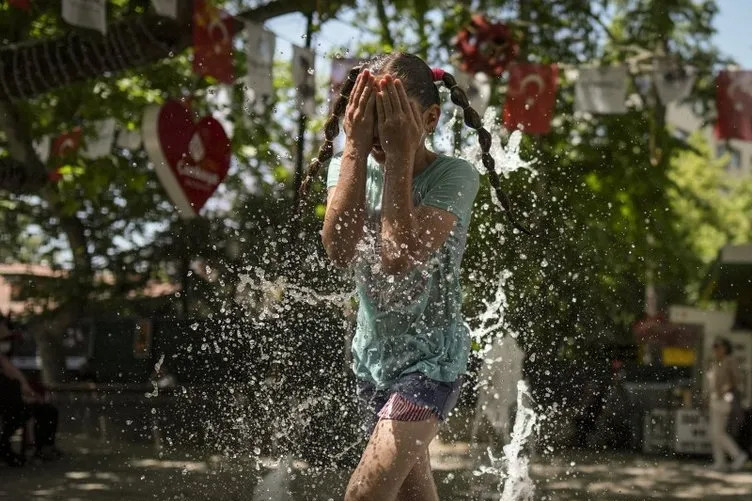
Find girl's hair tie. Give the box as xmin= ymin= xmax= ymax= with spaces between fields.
xmin=431 ymin=68 xmax=445 ymax=82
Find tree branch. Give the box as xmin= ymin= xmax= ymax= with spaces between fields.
xmin=375 ymin=0 xmax=395 ymax=49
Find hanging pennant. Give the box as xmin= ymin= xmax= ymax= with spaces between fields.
xmin=142 ymin=99 xmax=231 ymax=218
xmin=62 ymin=0 xmax=107 ymax=35
xmin=9 ymin=0 xmax=31 ymax=10
xmin=453 ymin=69 xmax=491 ymax=116
xmin=329 ymin=57 xmax=360 ymax=110
xmin=574 ymin=66 xmax=628 ymax=114
xmin=654 ymin=58 xmax=696 ymax=104
xmin=152 ymin=0 xmax=177 ymax=19
xmin=503 ymin=63 xmax=558 ymax=135
xmin=207 ymin=85 xmax=235 ymax=139
xmin=193 ymin=0 xmax=235 ymax=84
xmin=292 ymin=46 xmax=316 ymax=117
xmin=245 ymin=22 xmax=276 ymax=102
xmin=716 ymin=70 xmax=752 ymax=141
xmin=116 ymin=127 xmax=143 ymax=150
xmin=33 ymin=135 xmax=51 ymax=164
xmin=81 ymin=118 xmax=116 ymax=159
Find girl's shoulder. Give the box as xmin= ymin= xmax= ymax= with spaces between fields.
xmin=433 ymin=154 xmax=478 ymax=173
xmin=430 ymin=155 xmax=480 ymax=186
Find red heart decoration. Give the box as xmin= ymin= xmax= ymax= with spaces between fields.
xmin=142 ymin=99 xmax=231 ymax=218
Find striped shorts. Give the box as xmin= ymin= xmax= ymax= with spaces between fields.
xmin=356 ymin=372 xmax=463 ymax=437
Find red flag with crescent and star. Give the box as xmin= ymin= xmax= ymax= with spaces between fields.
xmin=193 ymin=0 xmax=235 ymax=84
xmin=48 ymin=127 xmax=83 ymax=182
xmin=503 ymin=63 xmax=558 ymax=135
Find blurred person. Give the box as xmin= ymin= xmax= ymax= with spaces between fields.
xmin=707 ymin=338 xmax=748 ymax=472
xmin=0 ymin=318 xmax=61 ymax=464
xmin=588 ymin=360 xmax=634 ymax=449
xmin=309 ymin=53 xmax=487 ymax=501
xmin=0 ymin=316 xmax=27 ymax=466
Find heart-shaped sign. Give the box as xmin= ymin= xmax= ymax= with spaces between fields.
xmin=142 ymin=99 xmax=230 ymax=218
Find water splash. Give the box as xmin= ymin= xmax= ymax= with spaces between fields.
xmin=500 ymin=381 xmax=537 ymax=501
xmin=434 ymin=107 xmax=535 ymax=176
xmin=468 ymin=272 xmax=537 ymax=500
xmin=231 ymin=104 xmax=540 ymax=499
xmin=467 ymin=108 xmax=537 ymax=177
xmin=236 ymin=266 xmax=355 ymax=321
xmin=251 ymin=455 xmax=294 ymax=501
xmin=467 ymin=271 xmax=513 ymax=347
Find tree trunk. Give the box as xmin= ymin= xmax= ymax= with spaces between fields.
xmin=28 ymin=304 xmax=82 ymax=385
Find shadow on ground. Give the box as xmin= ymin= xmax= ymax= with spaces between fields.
xmin=1 ymin=434 xmax=751 ymax=500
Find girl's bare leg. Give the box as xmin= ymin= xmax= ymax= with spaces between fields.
xmin=396 ymin=450 xmax=439 ymax=501
xmin=345 ymin=418 xmax=439 ymax=501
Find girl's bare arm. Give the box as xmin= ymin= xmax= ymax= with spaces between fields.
xmin=381 ymin=165 xmax=457 ymax=274
xmin=322 ymin=71 xmax=376 ymax=267
xmin=378 ymin=77 xmax=457 ymax=274
xmin=322 ymin=142 xmax=368 ymax=267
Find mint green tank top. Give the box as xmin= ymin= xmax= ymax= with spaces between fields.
xmin=327 ymin=153 xmax=480 ymax=389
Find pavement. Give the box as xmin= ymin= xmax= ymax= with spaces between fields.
xmin=1 ymin=434 xmax=751 ymax=500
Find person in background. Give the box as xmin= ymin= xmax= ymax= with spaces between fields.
xmin=0 ymin=316 xmax=62 ymax=464
xmin=707 ymin=338 xmax=748 ymax=472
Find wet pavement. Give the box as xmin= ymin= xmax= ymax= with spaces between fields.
xmin=1 ymin=434 xmax=751 ymax=500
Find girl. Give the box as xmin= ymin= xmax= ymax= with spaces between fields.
xmin=299 ymin=52 xmax=515 ymax=500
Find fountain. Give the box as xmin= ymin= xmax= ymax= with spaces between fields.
xmin=240 ymin=110 xmax=539 ymax=499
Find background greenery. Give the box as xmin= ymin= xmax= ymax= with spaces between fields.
xmin=1 ymin=0 xmax=749 ymax=385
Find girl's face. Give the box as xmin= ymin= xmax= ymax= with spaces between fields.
xmin=369 ymin=74 xmax=440 ymax=164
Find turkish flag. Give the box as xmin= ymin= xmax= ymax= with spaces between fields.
xmin=9 ymin=0 xmax=31 ymax=10
xmin=503 ymin=63 xmax=558 ymax=135
xmin=193 ymin=0 xmax=235 ymax=84
xmin=51 ymin=128 xmax=82 ymax=160
xmin=49 ymin=128 xmax=82 ymax=182
xmin=716 ymin=70 xmax=752 ymax=141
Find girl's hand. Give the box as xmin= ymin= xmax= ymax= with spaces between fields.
xmin=343 ymin=69 xmax=376 ymax=149
xmin=376 ymin=75 xmax=422 ymax=164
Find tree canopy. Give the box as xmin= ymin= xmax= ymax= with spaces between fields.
xmin=0 ymin=0 xmax=748 ymax=382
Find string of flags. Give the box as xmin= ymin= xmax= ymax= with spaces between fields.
xmin=501 ymin=63 xmax=751 ymax=141
xmin=9 ymin=0 xmax=752 ymax=142
xmin=12 ymin=2 xmax=752 ymax=218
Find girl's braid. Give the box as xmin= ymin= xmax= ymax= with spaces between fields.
xmin=438 ymin=71 xmax=532 ymax=235
xmin=298 ymin=65 xmax=363 ymax=200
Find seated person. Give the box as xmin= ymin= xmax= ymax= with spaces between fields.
xmin=1 ymin=318 xmax=61 ymax=464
